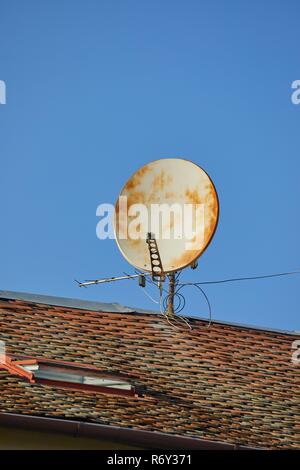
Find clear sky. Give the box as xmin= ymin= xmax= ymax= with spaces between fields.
xmin=0 ymin=1 xmax=299 ymax=331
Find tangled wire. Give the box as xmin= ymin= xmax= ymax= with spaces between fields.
xmin=126 ymin=268 xmax=300 ymax=331
xmin=132 ymin=270 xmax=212 ymax=331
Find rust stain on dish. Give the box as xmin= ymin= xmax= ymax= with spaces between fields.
xmin=185 ymin=189 xmax=201 ymax=205
xmin=124 ymin=166 xmax=149 ymax=191
xmin=126 ymin=191 xmax=146 ymax=209
xmin=151 ymin=170 xmax=173 ymax=193
xmin=165 ymin=191 xmax=175 ymax=199
xmin=115 ymin=191 xmax=147 ymax=217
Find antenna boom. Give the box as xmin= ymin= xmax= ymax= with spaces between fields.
xmin=77 ymin=273 xmax=152 ymax=287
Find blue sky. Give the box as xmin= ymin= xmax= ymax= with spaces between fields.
xmin=0 ymin=0 xmax=299 ymax=330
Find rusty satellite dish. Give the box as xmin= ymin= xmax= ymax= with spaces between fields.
xmin=114 ymin=158 xmax=219 ymax=275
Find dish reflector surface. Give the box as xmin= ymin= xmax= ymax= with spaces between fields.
xmin=114 ymin=158 xmax=219 ymax=273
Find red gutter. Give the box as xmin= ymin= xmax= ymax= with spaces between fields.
xmin=0 ymin=413 xmax=258 ymax=450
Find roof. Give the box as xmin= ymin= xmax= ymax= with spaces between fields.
xmin=0 ymin=289 xmax=298 ymax=336
xmin=0 ymin=289 xmax=134 ymax=314
xmin=0 ymin=289 xmax=300 ymax=449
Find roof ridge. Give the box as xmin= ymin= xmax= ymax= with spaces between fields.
xmin=0 ymin=289 xmax=299 ymax=336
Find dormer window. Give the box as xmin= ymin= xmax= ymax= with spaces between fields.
xmin=1 ymin=356 xmax=137 ymax=397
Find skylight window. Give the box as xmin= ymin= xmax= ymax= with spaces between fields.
xmin=5 ymin=357 xmax=137 ymax=396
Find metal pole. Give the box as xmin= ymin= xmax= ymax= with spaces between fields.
xmin=167 ymin=273 xmax=176 ymax=315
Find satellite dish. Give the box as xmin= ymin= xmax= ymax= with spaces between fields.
xmin=114 ymin=158 xmax=219 ymax=274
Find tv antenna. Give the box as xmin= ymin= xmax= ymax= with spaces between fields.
xmin=77 ymin=158 xmax=219 ymax=327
